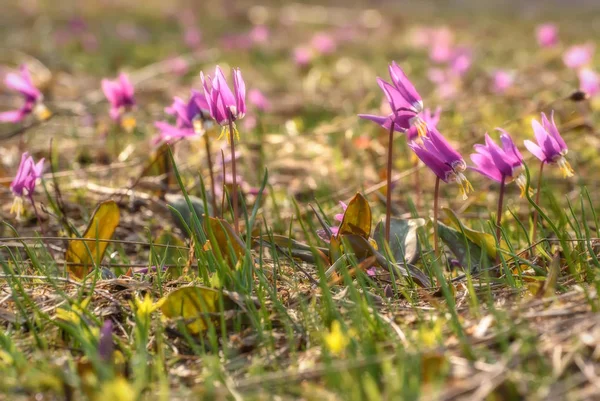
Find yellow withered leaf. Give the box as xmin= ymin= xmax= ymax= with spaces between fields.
xmin=337 ymin=193 xmax=371 ymax=240
xmin=160 ymin=286 xmax=236 ymax=334
xmin=443 ymin=207 xmax=505 ymax=259
xmin=66 ymin=200 xmax=120 ymax=279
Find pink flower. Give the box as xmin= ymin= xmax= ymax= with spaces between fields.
xmin=166 ymin=57 xmax=189 ymax=76
xmin=450 ymin=47 xmax=472 ymax=77
xmin=579 ymin=68 xmax=599 ymax=97
xmin=491 ymin=70 xmax=515 ymax=94
xmin=563 ymin=43 xmax=594 ymax=70
xmin=0 ymin=65 xmax=43 ymax=123
xmin=101 ymin=73 xmax=135 ymax=121
xmin=316 ymin=201 xmax=348 ymax=242
xmin=250 ymin=25 xmax=270 ymax=44
xmin=153 ymin=91 xmax=209 ymax=145
xmin=200 ymin=66 xmax=246 ymax=126
xmin=248 ymin=89 xmax=271 ymax=112
xmin=311 ymin=33 xmax=337 ymax=55
xmin=184 ymin=26 xmax=202 ymax=49
xmin=10 ymin=152 xmax=44 ymax=218
xmin=536 ymin=23 xmax=558 ymax=48
xmin=293 ymin=46 xmax=313 ymax=66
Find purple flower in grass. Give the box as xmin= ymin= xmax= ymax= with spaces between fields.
xmin=98 ymin=320 xmax=114 ymax=362
xmin=409 ymin=127 xmax=473 ymax=200
xmin=0 ymin=65 xmax=47 ymax=123
xmin=470 ymin=130 xmax=527 ymax=196
xmin=316 ymin=201 xmax=348 ymax=242
xmin=201 ymin=66 xmax=246 ymax=140
xmin=359 ymin=61 xmax=425 ymax=136
xmin=536 ymin=24 xmax=558 ymax=48
xmin=102 ymin=73 xmax=135 ymax=121
xmin=153 ymin=91 xmax=210 ymax=145
xmin=10 ymin=152 xmax=44 ymax=218
xmin=524 ymin=112 xmax=574 ymax=177
xmin=563 ymin=44 xmax=594 ymax=70
xmin=491 ymin=70 xmax=515 ymax=94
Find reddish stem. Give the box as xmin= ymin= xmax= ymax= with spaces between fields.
xmin=531 ymin=160 xmax=545 ymax=245
xmin=385 ymin=122 xmax=395 ymax=243
xmin=495 ymin=175 xmax=506 ymax=263
xmin=204 ymin=134 xmax=218 ymax=215
xmin=433 ymin=176 xmax=440 ymax=259
xmin=228 ymin=119 xmax=239 ymax=235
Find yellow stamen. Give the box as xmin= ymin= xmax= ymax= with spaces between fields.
xmin=34 ymin=104 xmax=52 ymax=121
xmin=416 ymin=118 xmax=428 ymax=138
xmin=10 ymin=197 xmax=24 ymax=219
xmin=120 ymin=116 xmax=137 ymax=133
xmin=557 ymin=157 xmax=574 ymax=178
xmin=455 ymin=173 xmax=473 ymax=201
xmin=218 ymin=124 xmax=240 ymax=143
xmin=514 ymin=174 xmax=532 ymax=198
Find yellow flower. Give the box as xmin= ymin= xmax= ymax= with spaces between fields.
xmin=56 ymin=298 xmax=91 ymax=326
xmin=132 ymin=293 xmax=164 ymax=321
xmin=94 ymin=377 xmax=135 ymax=401
xmin=324 ymin=320 xmax=350 ymax=356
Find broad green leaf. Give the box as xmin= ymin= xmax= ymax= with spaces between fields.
xmin=205 ymin=217 xmax=245 ymax=267
xmin=437 ymin=222 xmax=492 ymax=272
xmin=443 ymin=208 xmax=499 ymax=259
xmin=161 ymin=286 xmax=236 ymax=334
xmin=373 ymin=217 xmax=425 ymax=264
xmin=167 ymin=193 xmax=212 ymax=235
xmin=336 ymin=234 xmax=431 ymax=287
xmin=66 ymin=200 xmax=120 ymax=279
xmin=337 ymin=193 xmax=371 ymax=240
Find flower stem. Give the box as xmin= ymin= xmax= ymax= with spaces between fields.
xmin=28 ymin=194 xmax=53 ymax=258
xmin=531 ymin=160 xmax=545 ymax=245
xmin=228 ymin=120 xmax=239 ymax=235
xmin=203 ymin=134 xmax=218 ymax=215
xmin=414 ymin=158 xmax=421 ymax=210
xmin=433 ymin=176 xmax=440 ymax=259
xmin=495 ymin=176 xmax=506 ymax=263
xmin=385 ymin=122 xmax=395 ymax=243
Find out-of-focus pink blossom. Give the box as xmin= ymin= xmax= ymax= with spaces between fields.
xmin=563 ymin=43 xmax=594 ymax=70
xmin=184 ymin=26 xmax=202 ymax=49
xmin=101 ymin=73 xmax=135 ymax=121
xmin=311 ymin=33 xmax=337 ymax=55
xmin=428 ymin=27 xmax=455 ymax=63
xmin=450 ymin=47 xmax=472 ymax=77
xmin=491 ymin=70 xmax=515 ymax=94
xmin=250 ymin=25 xmax=270 ymax=44
xmin=248 ymin=89 xmax=271 ymax=112
xmin=166 ymin=57 xmax=189 ymax=76
xmin=536 ymin=23 xmax=558 ymax=48
xmin=293 ymin=46 xmax=313 ymax=66
xmin=0 ymin=65 xmax=44 ymax=123
xmin=428 ymin=68 xmax=460 ymax=100
xmin=579 ymin=68 xmax=599 ymax=98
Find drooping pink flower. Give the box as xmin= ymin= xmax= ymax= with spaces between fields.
xmin=563 ymin=43 xmax=594 ymax=70
xmin=101 ymin=73 xmax=135 ymax=121
xmin=200 ymin=66 xmax=246 ymax=127
xmin=248 ymin=89 xmax=271 ymax=112
xmin=579 ymin=68 xmax=599 ymax=98
xmin=311 ymin=33 xmax=337 ymax=55
xmin=491 ymin=70 xmax=515 ymax=94
xmin=409 ymin=127 xmax=473 ymax=200
xmin=470 ymin=130 xmax=527 ymax=195
xmin=536 ymin=23 xmax=558 ymax=48
xmin=358 ymin=61 xmax=425 ymax=135
xmin=153 ymin=91 xmax=209 ymax=145
xmin=524 ymin=111 xmax=574 ymax=177
xmin=0 ymin=65 xmax=44 ymax=123
xmin=10 ymin=152 xmax=44 ymax=218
